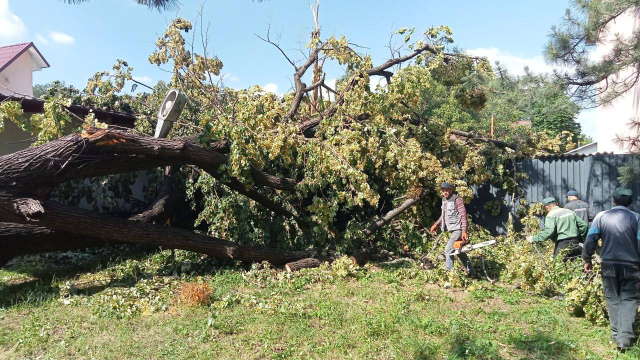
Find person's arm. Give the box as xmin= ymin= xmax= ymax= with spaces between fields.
xmin=532 ymin=216 xmax=556 ymax=242
xmin=582 ymin=215 xmax=602 ymax=265
xmin=430 ymin=212 xmax=442 ymax=233
xmin=576 ymin=215 xmax=589 ymax=241
xmin=455 ymin=197 xmax=468 ymax=233
xmin=587 ymin=207 xmax=595 ymax=222
xmin=636 ymin=214 xmax=640 ymax=251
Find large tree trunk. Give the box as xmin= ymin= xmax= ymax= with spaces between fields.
xmin=0 ymin=194 xmax=315 ymax=266
xmin=0 ymin=128 xmax=413 ymax=268
xmin=0 ymin=129 xmax=312 ymax=267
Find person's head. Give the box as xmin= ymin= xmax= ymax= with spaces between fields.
xmin=566 ymin=190 xmax=578 ymax=202
xmin=440 ymin=182 xmax=453 ymax=199
xmin=613 ymin=187 xmax=633 ymax=207
xmin=543 ymin=197 xmax=558 ymax=212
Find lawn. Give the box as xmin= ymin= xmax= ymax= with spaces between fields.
xmin=0 ymin=246 xmax=636 ymax=359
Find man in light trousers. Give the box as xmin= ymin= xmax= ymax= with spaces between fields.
xmin=430 ymin=182 xmax=477 ymax=277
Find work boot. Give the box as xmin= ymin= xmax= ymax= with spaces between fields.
xmin=616 ymin=342 xmax=629 ymax=352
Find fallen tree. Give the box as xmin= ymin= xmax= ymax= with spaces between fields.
xmin=0 ymin=11 xmax=574 ymax=270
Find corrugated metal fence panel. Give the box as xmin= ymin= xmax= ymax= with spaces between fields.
xmin=469 ymin=154 xmax=640 ymax=235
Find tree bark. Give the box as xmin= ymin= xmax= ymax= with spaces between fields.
xmin=0 ymin=222 xmax=121 ymax=266
xmin=0 ymin=129 xmax=296 ymax=194
xmin=285 ymin=257 xmax=327 ymax=272
xmin=362 ymin=191 xmax=429 ymax=238
xmin=0 ymin=194 xmax=313 ymax=266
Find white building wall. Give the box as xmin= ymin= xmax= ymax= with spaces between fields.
xmin=0 ymin=51 xmax=34 ymax=97
xmin=595 ymin=8 xmax=640 ymax=153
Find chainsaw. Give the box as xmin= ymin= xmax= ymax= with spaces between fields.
xmin=447 ymin=239 xmax=497 ymax=256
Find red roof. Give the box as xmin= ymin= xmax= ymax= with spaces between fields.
xmin=0 ymin=42 xmax=49 ymax=73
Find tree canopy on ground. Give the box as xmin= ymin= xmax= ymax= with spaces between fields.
xmin=0 ymin=12 xmax=584 ymax=269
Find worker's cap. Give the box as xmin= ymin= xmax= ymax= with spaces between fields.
xmin=566 ymin=190 xmax=578 ymax=197
xmin=440 ymin=181 xmax=453 ymax=189
xmin=542 ymin=197 xmax=557 ymax=206
xmin=614 ymin=187 xmax=633 ymax=199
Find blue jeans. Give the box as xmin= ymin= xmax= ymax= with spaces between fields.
xmin=444 ymin=230 xmax=476 ymax=276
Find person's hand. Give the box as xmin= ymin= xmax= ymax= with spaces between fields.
xmin=526 ymin=236 xmax=534 ymax=243
xmin=430 ymin=224 xmax=438 ymax=234
xmin=584 ymin=263 xmax=593 ymax=272
xmin=461 ymin=232 xmax=469 ymax=242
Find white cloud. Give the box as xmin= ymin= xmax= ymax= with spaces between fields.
xmin=132 ymin=76 xmax=152 ymax=84
xmin=369 ymin=76 xmax=388 ymax=92
xmin=48 ymin=30 xmax=75 ymax=45
xmin=263 ymin=83 xmax=279 ymax=95
xmin=466 ymin=47 xmax=554 ymax=75
xmin=35 ymin=33 xmax=48 ymax=45
xmin=221 ymin=72 xmax=239 ymax=83
xmin=0 ymin=0 xmax=27 ymax=44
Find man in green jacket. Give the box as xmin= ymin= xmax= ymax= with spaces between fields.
xmin=526 ymin=197 xmax=589 ymax=260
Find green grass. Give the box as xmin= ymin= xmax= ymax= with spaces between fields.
xmin=0 ymin=246 xmax=637 ymax=359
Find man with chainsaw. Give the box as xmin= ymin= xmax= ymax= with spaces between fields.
xmin=430 ymin=182 xmax=477 ymax=277
xmin=526 ymin=197 xmax=588 ymax=260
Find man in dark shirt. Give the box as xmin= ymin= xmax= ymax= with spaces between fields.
xmin=564 ymin=190 xmax=593 ymax=224
xmin=583 ymin=187 xmax=640 ymax=351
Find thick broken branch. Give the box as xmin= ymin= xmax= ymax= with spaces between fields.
xmin=450 ymin=129 xmax=517 ymax=150
xmin=363 ymin=190 xmax=429 ymax=238
xmin=0 ymin=129 xmax=297 ymax=194
xmin=0 ymin=222 xmax=117 ymax=266
xmin=367 ymin=43 xmax=439 ymax=77
xmin=0 ymin=194 xmax=314 ymax=266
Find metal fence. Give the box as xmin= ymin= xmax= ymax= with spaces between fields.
xmin=468 ymin=154 xmax=640 ymax=235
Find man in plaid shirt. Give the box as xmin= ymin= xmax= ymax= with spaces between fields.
xmin=430 ymin=182 xmax=477 ymax=277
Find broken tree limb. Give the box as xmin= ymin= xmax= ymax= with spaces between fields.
xmin=0 ymin=128 xmax=301 ymax=224
xmin=0 ymin=193 xmax=314 ymax=266
xmin=363 ymin=190 xmax=429 ymax=238
xmin=285 ymin=257 xmax=332 ymax=272
xmin=449 ymin=129 xmax=517 ymax=150
xmin=0 ymin=129 xmax=297 ymax=194
xmin=0 ymin=223 xmax=119 ymax=263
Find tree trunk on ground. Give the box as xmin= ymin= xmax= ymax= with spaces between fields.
xmin=0 ymin=128 xmax=413 ymax=268
xmin=285 ymin=257 xmax=329 ymax=272
xmin=0 ymin=194 xmax=316 ymax=266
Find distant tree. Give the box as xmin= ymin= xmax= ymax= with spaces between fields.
xmin=546 ymin=0 xmax=640 ymax=107
xmin=33 ymin=81 xmax=67 ymax=98
xmin=485 ymin=68 xmax=581 ymax=139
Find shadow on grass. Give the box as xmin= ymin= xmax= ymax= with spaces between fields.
xmin=376 ymin=258 xmax=416 ymax=270
xmin=0 ymin=245 xmax=161 ymax=308
xmin=0 ymin=245 xmax=243 ymax=309
xmin=506 ymin=333 xmax=580 ymax=360
xmin=447 ymin=333 xmax=500 ymax=359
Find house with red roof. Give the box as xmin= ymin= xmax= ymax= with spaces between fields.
xmin=0 ymin=42 xmax=49 ymax=97
xmin=0 ymin=42 xmax=135 ymax=155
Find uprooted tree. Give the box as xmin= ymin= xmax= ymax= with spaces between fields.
xmin=0 ymin=13 xmax=583 ymax=270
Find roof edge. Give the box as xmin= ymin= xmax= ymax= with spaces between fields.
xmin=0 ymin=42 xmax=50 ymax=74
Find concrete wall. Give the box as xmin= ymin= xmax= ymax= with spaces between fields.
xmin=594 ymin=8 xmax=640 ymax=153
xmin=0 ymin=51 xmax=33 ymax=97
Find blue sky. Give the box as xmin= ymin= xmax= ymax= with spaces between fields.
xmin=0 ymin=0 xmax=596 ymax=136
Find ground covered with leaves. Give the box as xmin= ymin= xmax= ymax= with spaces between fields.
xmin=0 ymin=240 xmax=637 ymax=360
